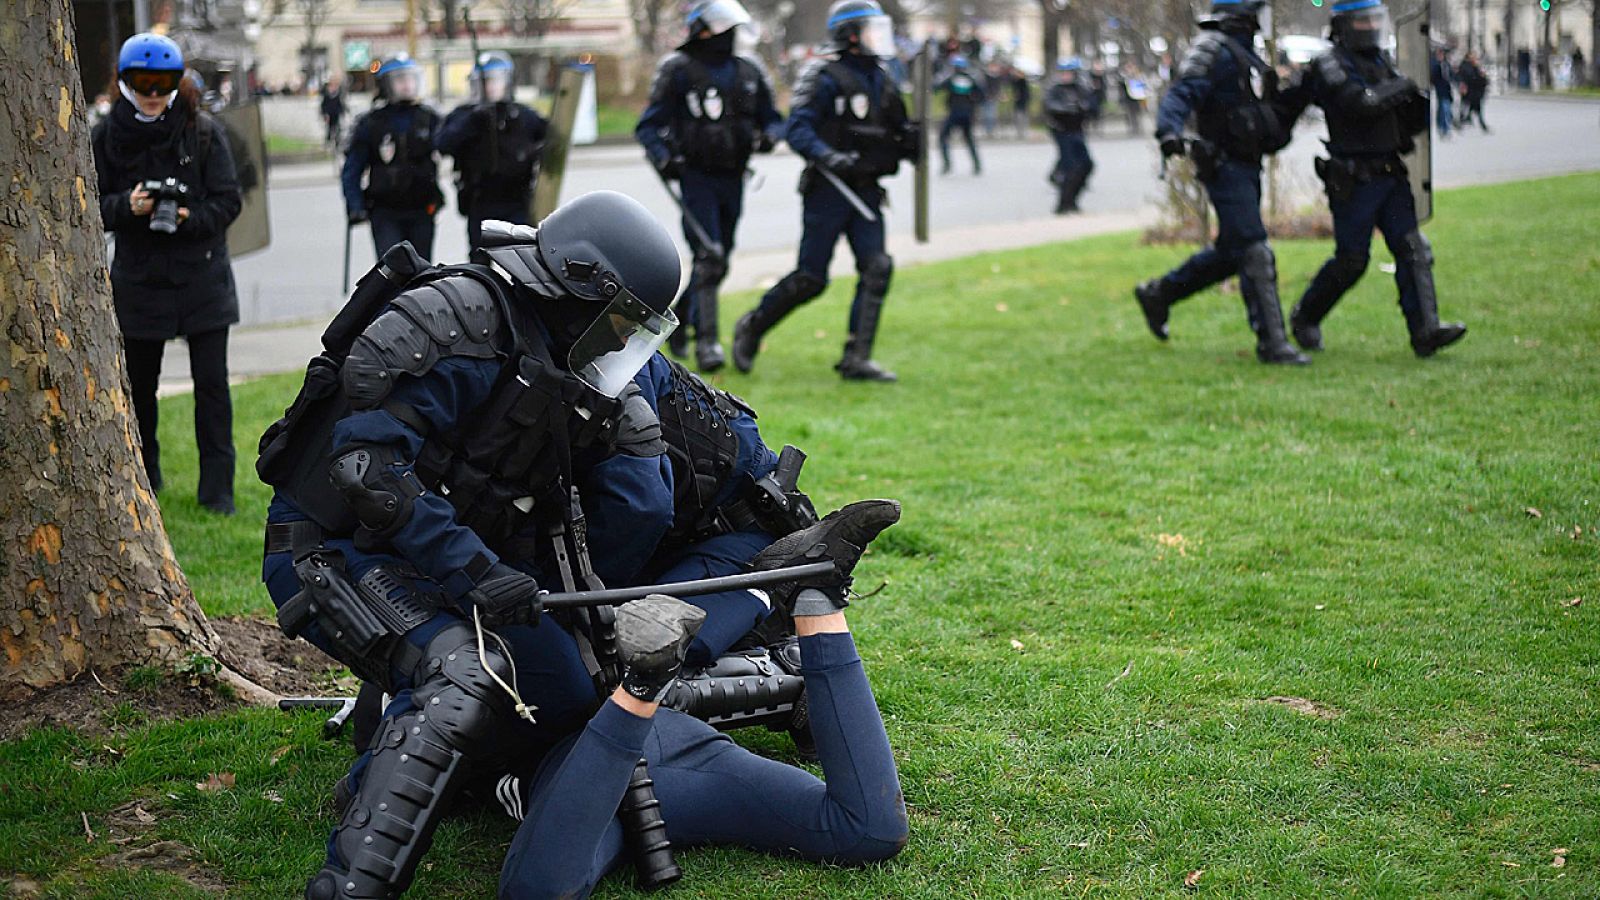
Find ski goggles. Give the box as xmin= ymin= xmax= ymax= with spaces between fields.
xmin=121 ymin=69 xmax=184 ymax=97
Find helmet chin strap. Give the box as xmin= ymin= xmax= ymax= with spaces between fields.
xmin=117 ymin=81 xmax=176 ymax=122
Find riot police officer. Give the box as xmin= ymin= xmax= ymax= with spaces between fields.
xmin=937 ymin=54 xmax=985 ymax=174
xmin=258 ymin=192 xmax=684 ymax=899
xmin=341 ymin=54 xmax=444 ymax=259
xmin=436 ymin=52 xmax=548 ymax=252
xmin=636 ymin=0 xmax=783 ymax=372
xmin=1134 ymin=0 xmax=1310 ymax=366
xmin=1277 ymin=0 xmax=1467 ymax=357
xmin=1043 ymin=57 xmax=1096 ymax=214
xmin=732 ymin=0 xmax=916 ymax=382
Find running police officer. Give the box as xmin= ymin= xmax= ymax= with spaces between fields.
xmin=1043 ymin=57 xmax=1096 ymax=214
xmin=258 ymin=192 xmax=684 ymax=899
xmin=732 ymin=0 xmax=916 ymax=382
xmin=1276 ymin=0 xmax=1467 ymax=357
xmin=436 ymin=52 xmax=548 ymax=252
xmin=341 ymin=54 xmax=444 ymax=259
xmin=636 ymin=0 xmax=783 ymax=373
xmin=937 ymin=54 xmax=985 ymax=174
xmin=1133 ymin=0 xmax=1310 ymax=366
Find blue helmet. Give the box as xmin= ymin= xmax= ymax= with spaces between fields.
xmin=949 ymin=54 xmax=969 ymax=69
xmin=475 ymin=51 xmax=514 ymax=75
xmin=1056 ymin=57 xmax=1083 ymax=72
xmin=376 ymin=54 xmax=420 ymax=80
xmin=118 ymin=33 xmax=183 ymax=75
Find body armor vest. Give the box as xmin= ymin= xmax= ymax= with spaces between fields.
xmin=362 ymin=104 xmax=441 ymax=209
xmin=817 ymin=61 xmax=909 ymax=180
xmin=1193 ymin=35 xmax=1290 ymax=162
xmin=457 ymin=103 xmax=541 ymax=202
xmin=1323 ymin=50 xmax=1412 ymax=158
xmin=1044 ymin=82 xmax=1093 ymax=130
xmin=656 ymin=358 xmax=752 ymax=546
xmin=675 ymin=57 xmax=762 ymax=174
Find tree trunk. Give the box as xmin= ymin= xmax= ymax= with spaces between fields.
xmin=1039 ymin=1 xmax=1060 ymax=70
xmin=0 ymin=0 xmax=248 ymax=701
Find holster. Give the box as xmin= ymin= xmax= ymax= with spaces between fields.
xmin=276 ymin=545 xmax=439 ymax=686
xmin=705 ymin=445 xmax=820 ymax=540
xmin=1190 ymin=138 xmax=1222 ymax=182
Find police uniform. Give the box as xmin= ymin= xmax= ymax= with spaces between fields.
xmin=1043 ymin=65 xmax=1096 ymax=214
xmin=1135 ymin=0 xmax=1309 ymax=365
xmin=342 ymin=101 xmax=444 ymax=259
xmin=1277 ymin=0 xmax=1467 ymax=357
xmin=636 ymin=36 xmax=782 ymax=371
xmin=937 ymin=59 xmax=986 ymax=174
xmin=732 ymin=50 xmax=915 ymax=382
xmin=436 ymin=99 xmax=547 ymax=250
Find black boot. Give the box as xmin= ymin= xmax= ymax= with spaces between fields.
xmin=732 ymin=271 xmax=825 ymax=373
xmin=667 ymin=291 xmax=691 ymax=359
xmin=1399 ymin=231 xmax=1467 ymax=357
xmin=693 ymin=285 xmax=725 ymax=372
xmin=1133 ymin=280 xmax=1171 ymax=341
xmin=836 ymin=281 xmax=896 ymax=382
xmin=1240 ymin=243 xmax=1311 ymax=366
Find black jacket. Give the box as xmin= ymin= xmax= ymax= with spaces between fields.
xmin=92 ymin=98 xmax=242 ymax=341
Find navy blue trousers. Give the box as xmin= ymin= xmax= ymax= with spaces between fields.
xmin=940 ymin=112 xmax=980 ymax=170
xmin=370 ymin=208 xmax=436 ymax=261
xmin=1156 ymin=160 xmax=1269 ymax=307
xmin=498 ymin=631 xmax=908 ymax=899
xmin=757 ymin=183 xmax=887 ymax=334
xmin=676 ymin=169 xmax=745 ymax=329
xmin=647 ymin=529 xmax=773 ymax=670
xmin=1306 ymin=173 xmax=1424 ymax=318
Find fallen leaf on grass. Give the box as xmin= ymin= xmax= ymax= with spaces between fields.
xmin=269 ymin=745 xmax=294 ymax=766
xmin=1501 ymin=860 xmax=1521 ymax=868
xmin=132 ymin=805 xmax=156 ymax=825
xmin=1184 ymin=869 xmax=1204 ymax=888
xmin=263 ymin=789 xmax=285 ymax=804
xmin=1314 ymin=604 xmax=1327 ymax=611
xmin=1009 ymin=638 xmax=1025 ymax=652
xmin=995 ymin=302 xmax=1010 ymax=313
xmin=1552 ymin=848 xmax=1568 ymax=868
xmin=1525 ymin=507 xmax=1543 ymax=519
xmin=1564 ymin=598 xmax=1583 ymax=608
xmin=196 ymin=772 xmax=235 ymax=792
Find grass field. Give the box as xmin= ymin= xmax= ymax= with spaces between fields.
xmin=4 ymin=172 xmax=1599 ymax=898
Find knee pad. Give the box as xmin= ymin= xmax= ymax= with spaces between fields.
xmin=329 ymin=446 xmax=423 ymax=539
xmin=1327 ymin=251 xmax=1370 ymax=289
xmin=692 ymin=254 xmax=729 ymax=289
xmin=1401 ymin=230 xmax=1433 ymax=268
xmin=859 ymin=254 xmax=894 ymax=297
xmin=778 ymin=270 xmax=828 ymax=304
xmin=410 ymin=623 xmax=514 ymax=745
xmin=1239 ymin=242 xmax=1277 ymax=283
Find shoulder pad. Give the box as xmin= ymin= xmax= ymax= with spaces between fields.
xmin=341 ymin=275 xmax=505 ymax=409
xmin=791 ymin=58 xmax=833 ymax=112
xmin=613 ymin=382 xmax=667 ymax=458
xmin=1178 ymin=33 xmax=1224 ymax=81
xmin=650 ymin=52 xmax=691 ymax=98
xmin=736 ymin=53 xmax=776 ymax=89
xmin=1315 ymin=52 xmax=1348 ymax=88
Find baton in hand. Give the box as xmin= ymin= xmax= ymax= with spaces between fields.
xmin=538 ymin=561 xmax=837 ymax=609
xmin=652 ymin=168 xmax=725 ymax=262
xmin=817 ymin=166 xmax=879 ymax=222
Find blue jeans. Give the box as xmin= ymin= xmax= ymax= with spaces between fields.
xmin=498 ymin=631 xmax=908 ymax=899
xmin=1435 ymin=95 xmax=1453 ymax=136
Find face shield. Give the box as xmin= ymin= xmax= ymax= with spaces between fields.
xmin=567 ymin=292 xmax=679 ymax=398
xmin=1256 ymin=4 xmax=1273 ymax=36
xmin=385 ymin=69 xmax=421 ymax=103
xmin=476 ymin=68 xmax=512 ymax=102
xmin=1334 ymin=4 xmax=1392 ymax=52
xmin=735 ymin=20 xmax=762 ymax=56
xmin=856 ymin=15 xmax=896 ymax=58
xmin=692 ymin=0 xmax=753 ymax=37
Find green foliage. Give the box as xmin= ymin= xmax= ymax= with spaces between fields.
xmin=8 ymin=173 xmax=1595 ymax=897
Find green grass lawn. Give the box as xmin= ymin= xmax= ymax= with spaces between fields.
xmin=5 ymin=172 xmax=1599 ymax=897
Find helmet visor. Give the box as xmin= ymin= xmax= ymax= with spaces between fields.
xmin=692 ymin=0 xmax=752 ymax=38
xmin=857 ymin=15 xmax=896 ymax=58
xmin=386 ymin=69 xmax=421 ymax=102
xmin=568 ymin=294 xmax=679 ymax=398
xmin=1336 ymin=6 xmax=1392 ymax=50
xmin=475 ymin=68 xmax=512 ymax=102
xmin=1257 ymin=4 xmax=1273 ymax=36
xmin=122 ymin=69 xmax=184 ymax=97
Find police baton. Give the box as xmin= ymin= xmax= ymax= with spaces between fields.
xmin=279 ymin=695 xmax=358 ymax=739
xmin=652 ymin=168 xmax=725 ymax=263
xmin=537 ymin=561 xmax=837 ymax=609
xmin=816 ymin=166 xmax=879 ymax=222
xmin=341 ymin=218 xmax=353 ymax=293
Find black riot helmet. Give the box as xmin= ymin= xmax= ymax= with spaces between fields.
xmin=479 ymin=192 xmax=682 ymax=397
xmin=1205 ymin=0 xmax=1271 ymax=36
xmin=827 ymin=0 xmax=896 ymax=58
xmin=1330 ymin=0 xmax=1392 ymax=53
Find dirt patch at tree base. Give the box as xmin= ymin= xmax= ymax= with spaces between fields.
xmin=1 ymin=617 xmax=353 ymax=742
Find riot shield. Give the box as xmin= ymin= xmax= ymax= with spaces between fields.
xmin=530 ymin=63 xmax=587 ymax=222
xmin=912 ymin=42 xmax=933 ymax=244
xmin=1394 ymin=0 xmax=1433 ymax=224
xmin=218 ymin=102 xmax=271 ymax=257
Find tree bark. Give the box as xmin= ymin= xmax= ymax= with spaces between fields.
xmin=0 ymin=0 xmax=231 ymax=699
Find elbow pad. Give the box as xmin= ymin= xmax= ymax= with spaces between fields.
xmin=330 ymin=445 xmax=426 ymax=540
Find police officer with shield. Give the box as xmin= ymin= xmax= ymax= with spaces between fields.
xmin=636 ymin=0 xmax=783 ymax=372
xmin=436 ymin=52 xmax=548 ymax=252
xmin=1044 ymin=57 xmax=1096 ymax=214
xmin=1277 ymin=0 xmax=1466 ymax=357
xmin=1133 ymin=0 xmax=1310 ymax=366
xmin=341 ymin=55 xmax=444 ymax=259
xmin=732 ymin=0 xmax=917 ymax=382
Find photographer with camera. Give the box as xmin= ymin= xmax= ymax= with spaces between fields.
xmin=92 ymin=33 xmax=243 ymax=514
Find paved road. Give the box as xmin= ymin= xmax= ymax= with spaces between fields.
xmin=160 ymin=95 xmax=1597 ymax=392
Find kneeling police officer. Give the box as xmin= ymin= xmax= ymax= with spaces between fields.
xmin=259 ymin=191 xmax=683 ymax=899
xmin=1277 ymin=0 xmax=1467 ymax=357
xmin=1134 ymin=0 xmax=1309 ymax=366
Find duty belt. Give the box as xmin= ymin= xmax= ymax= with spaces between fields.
xmin=265 ymin=520 xmax=328 ymax=558
xmin=1335 ymin=155 xmax=1408 ymax=181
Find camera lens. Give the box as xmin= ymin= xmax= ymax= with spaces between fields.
xmin=150 ymin=198 xmax=180 ymax=233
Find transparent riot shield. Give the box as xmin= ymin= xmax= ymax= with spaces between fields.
xmin=219 ymin=102 xmax=271 ymax=257
xmin=1393 ymin=0 xmax=1433 ymax=224
xmin=530 ymin=63 xmax=587 ymax=222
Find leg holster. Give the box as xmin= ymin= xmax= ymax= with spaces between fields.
xmin=277 ymin=550 xmax=439 ymax=687
xmin=305 ymin=622 xmax=512 ymax=900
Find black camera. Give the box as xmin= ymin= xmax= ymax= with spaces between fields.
xmin=139 ymin=177 xmax=191 ymax=234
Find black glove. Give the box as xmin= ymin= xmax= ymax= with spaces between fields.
xmin=654 ymin=154 xmax=684 ymax=181
xmin=466 ymin=563 xmax=541 ymax=626
xmin=616 ymin=594 xmax=706 ymax=702
xmin=819 ymin=149 xmax=860 ymax=175
xmin=1158 ymin=135 xmax=1186 ymax=159
xmin=347 ymin=208 xmax=369 ymax=225
xmin=747 ymin=499 xmax=902 ymax=617
xmin=756 ymin=131 xmax=776 ymax=154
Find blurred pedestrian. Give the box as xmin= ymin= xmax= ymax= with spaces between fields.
xmin=1044 ymin=58 xmax=1095 ymax=214
xmin=1457 ymin=52 xmax=1490 ymax=131
xmin=1009 ymin=66 xmax=1031 ymax=137
xmin=341 ymin=54 xmax=444 ymax=259
xmin=980 ymin=60 xmax=1004 ymax=137
xmin=1120 ymin=63 xmax=1149 ymax=135
xmin=1430 ymin=47 xmax=1453 ymax=137
xmin=1087 ymin=60 xmax=1108 ymax=133
xmin=319 ymin=75 xmax=346 ymax=148
xmin=92 ymin=33 xmax=243 ymax=512
xmin=937 ymin=54 xmax=984 ymax=173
